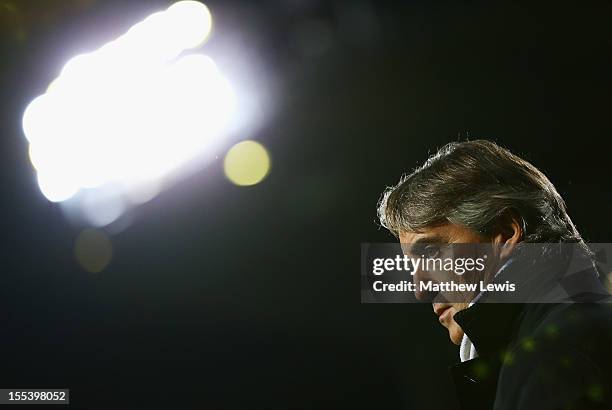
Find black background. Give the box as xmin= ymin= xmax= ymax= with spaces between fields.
xmin=0 ymin=0 xmax=610 ymax=408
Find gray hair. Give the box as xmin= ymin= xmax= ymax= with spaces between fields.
xmin=378 ymin=140 xmax=585 ymax=247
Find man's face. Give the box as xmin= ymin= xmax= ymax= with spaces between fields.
xmin=399 ymin=224 xmax=491 ymax=345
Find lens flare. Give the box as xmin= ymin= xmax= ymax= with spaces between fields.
xmin=223 ymin=140 xmax=271 ymax=186
xmin=74 ymin=228 xmax=113 ymax=273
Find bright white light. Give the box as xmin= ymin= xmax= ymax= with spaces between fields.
xmin=166 ymin=1 xmax=213 ymax=49
xmin=82 ymin=190 xmax=126 ymax=227
xmin=22 ymin=1 xmax=236 ymax=226
xmin=36 ymin=169 xmax=78 ymax=203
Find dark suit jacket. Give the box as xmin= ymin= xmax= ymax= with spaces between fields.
xmin=449 ymin=246 xmax=611 ymax=409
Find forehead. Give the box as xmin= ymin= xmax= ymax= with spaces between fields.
xmin=398 ymin=225 xmax=449 ymax=244
xmin=398 ymin=224 xmax=482 ymax=244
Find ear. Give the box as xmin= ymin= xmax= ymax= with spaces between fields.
xmin=491 ymin=211 xmax=523 ymax=259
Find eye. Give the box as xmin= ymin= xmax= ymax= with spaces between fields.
xmin=424 ymin=245 xmax=440 ymax=258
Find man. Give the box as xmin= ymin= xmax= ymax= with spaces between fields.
xmin=377 ymin=140 xmax=611 ymax=409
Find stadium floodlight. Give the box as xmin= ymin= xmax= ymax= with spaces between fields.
xmin=22 ymin=1 xmax=238 ymax=226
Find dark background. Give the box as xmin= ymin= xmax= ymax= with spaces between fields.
xmin=1 ymin=0 xmax=610 ymax=408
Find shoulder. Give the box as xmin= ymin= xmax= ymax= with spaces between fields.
xmin=493 ymin=303 xmax=612 ymax=410
xmin=527 ymin=303 xmax=612 ymax=348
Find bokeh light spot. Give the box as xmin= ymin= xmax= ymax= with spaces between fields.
xmin=587 ymin=383 xmax=604 ymax=402
xmin=74 ymin=228 xmax=113 ymax=273
xmin=521 ymin=337 xmax=536 ymax=352
xmin=560 ymin=356 xmax=572 ymax=368
xmin=223 ymin=140 xmax=271 ymax=186
xmin=544 ymin=323 xmax=559 ymax=339
xmin=473 ymin=362 xmax=489 ymax=379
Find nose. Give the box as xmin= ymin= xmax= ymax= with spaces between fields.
xmin=412 ymin=267 xmax=439 ymax=302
